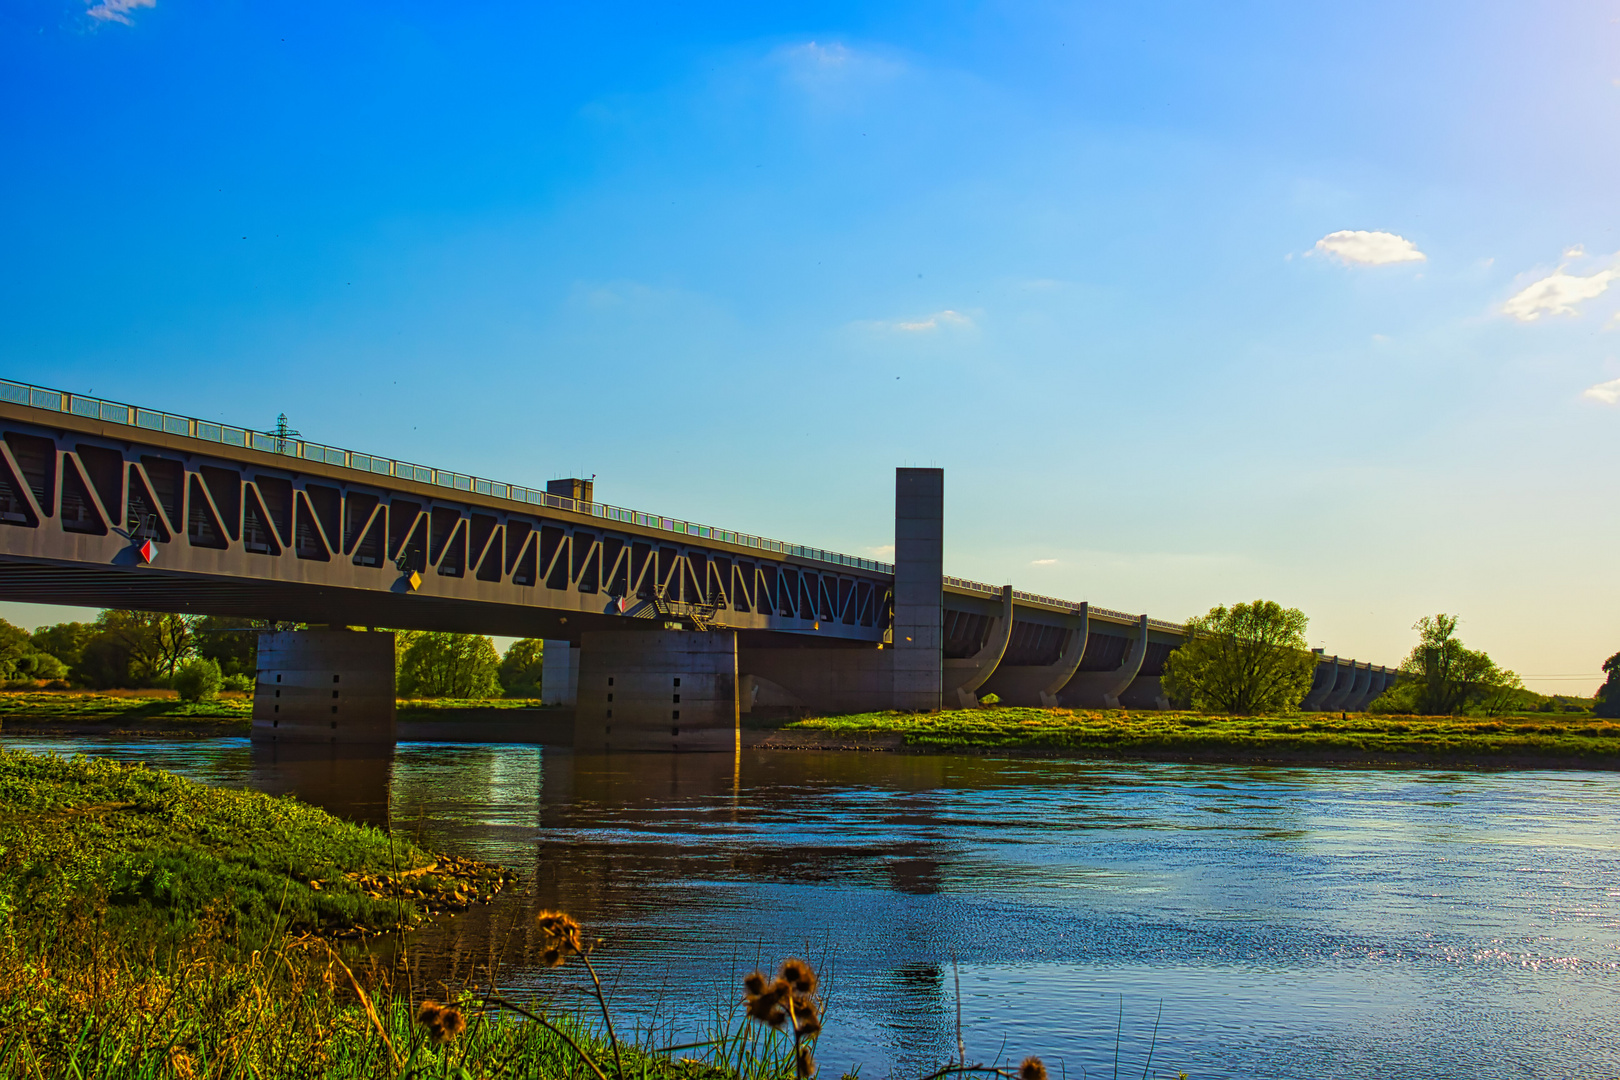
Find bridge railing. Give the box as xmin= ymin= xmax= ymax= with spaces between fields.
xmin=943 ymin=574 xmax=1186 ymax=633
xmin=0 ymin=378 xmax=896 ymax=575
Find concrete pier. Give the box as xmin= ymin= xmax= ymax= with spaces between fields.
xmin=893 ymin=468 xmax=944 ymax=711
xmin=541 ymin=638 xmax=579 ymax=706
xmin=574 ymin=630 xmax=739 ymax=752
xmin=251 ymin=629 xmax=396 ymax=744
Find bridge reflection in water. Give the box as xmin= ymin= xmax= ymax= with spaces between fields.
xmin=247 ymin=741 xmax=394 ymax=828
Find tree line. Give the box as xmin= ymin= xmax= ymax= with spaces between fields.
xmin=0 ymin=612 xmax=547 ymax=702
xmin=1160 ymin=600 xmax=1584 ymax=717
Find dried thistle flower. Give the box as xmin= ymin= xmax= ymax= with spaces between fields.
xmin=536 ymin=909 xmax=585 ymax=966
xmin=782 ymin=957 xmax=818 ymax=997
xmin=416 ymin=1000 xmax=444 ymax=1028
xmin=434 ymin=1007 xmax=466 ymax=1043
xmin=743 ymin=970 xmax=768 ymax=996
xmin=795 ymin=1009 xmax=822 ymax=1038
xmin=746 ymin=992 xmax=779 ymax=1023
xmin=795 ymin=1043 xmax=817 ymax=1078
xmin=1020 ymin=1057 xmax=1047 ymax=1080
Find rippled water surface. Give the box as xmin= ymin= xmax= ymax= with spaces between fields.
xmin=8 ymin=735 xmax=1618 ymax=1079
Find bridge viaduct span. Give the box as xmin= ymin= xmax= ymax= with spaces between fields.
xmin=0 ymin=379 xmax=1394 ymax=748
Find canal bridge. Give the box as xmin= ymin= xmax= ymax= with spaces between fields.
xmin=0 ymin=378 xmax=1394 ymax=747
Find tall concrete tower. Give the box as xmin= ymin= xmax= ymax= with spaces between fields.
xmin=892 ymin=467 xmax=943 ymax=711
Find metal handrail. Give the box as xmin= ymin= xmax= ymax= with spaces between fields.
xmin=1 ymin=378 xmax=895 ymax=575
xmin=943 ymin=574 xmax=1186 ymax=634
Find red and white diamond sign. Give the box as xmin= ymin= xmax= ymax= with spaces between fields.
xmin=136 ymin=539 xmax=155 ymax=564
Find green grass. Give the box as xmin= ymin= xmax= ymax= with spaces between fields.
xmin=0 ymin=749 xmax=507 ymax=952
xmin=783 ymin=707 xmax=1620 ymax=765
xmin=395 ymin=697 xmax=548 ymax=709
xmin=0 ymin=690 xmax=557 ymax=730
xmin=0 ymin=690 xmax=250 ymax=727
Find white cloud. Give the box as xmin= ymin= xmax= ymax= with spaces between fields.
xmin=1313 ymin=230 xmax=1426 ymax=266
xmin=1502 ymin=268 xmax=1619 ymax=321
xmin=1582 ymin=377 xmax=1620 ymax=404
xmin=1031 ymin=558 xmax=1058 ymax=566
xmin=1565 ymin=244 xmax=1587 ymax=258
xmin=866 ymin=544 xmax=895 ymax=559
xmin=895 ymin=309 xmax=971 ymax=332
xmin=87 ymin=0 xmax=154 ymax=24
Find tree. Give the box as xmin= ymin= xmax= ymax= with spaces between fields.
xmin=192 ymin=616 xmax=264 ymax=678
xmin=0 ymin=618 xmax=36 ymax=681
xmin=31 ymin=622 xmax=95 ymax=670
xmin=1594 ymin=653 xmax=1620 ymax=719
xmin=0 ymin=618 xmax=69 ymax=683
xmin=498 ymin=638 xmax=545 ymax=697
xmin=90 ymin=610 xmax=194 ymax=685
xmin=1394 ymin=614 xmax=1521 ymax=715
xmin=398 ymin=632 xmax=501 ymax=699
xmin=1161 ymin=600 xmax=1318 ymax=714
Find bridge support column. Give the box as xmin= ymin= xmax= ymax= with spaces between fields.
xmin=1299 ymin=654 xmax=1336 ymax=711
xmin=574 ymin=630 xmax=738 ymax=752
xmin=1319 ymin=660 xmax=1359 ymax=712
xmin=1039 ymin=605 xmax=1089 ymax=708
xmin=893 ymin=468 xmax=944 ymax=712
xmin=251 ymin=629 xmax=396 ymax=744
xmin=1101 ymin=616 xmax=1150 ymax=708
xmin=541 ymin=639 xmax=579 ymax=706
xmin=945 ymin=585 xmax=1013 ymax=708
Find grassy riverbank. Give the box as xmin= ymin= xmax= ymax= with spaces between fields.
xmin=0 ymin=690 xmax=251 ymax=733
xmin=0 ymin=750 xmax=775 ymax=1078
xmin=0 ymin=749 xmax=506 ymax=947
xmin=774 ymin=707 xmax=1620 ymax=767
xmin=0 ymin=690 xmax=557 ymax=736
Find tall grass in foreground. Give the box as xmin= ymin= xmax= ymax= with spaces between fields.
xmin=0 ymin=907 xmax=808 ymax=1079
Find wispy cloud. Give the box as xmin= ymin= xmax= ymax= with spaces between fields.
xmin=783 ymin=41 xmax=852 ymax=68
xmin=894 ymin=309 xmax=971 ymax=332
xmin=772 ymin=40 xmax=903 ymax=95
xmin=1031 ymin=558 xmax=1058 ymax=566
xmin=1582 ymin=377 xmax=1620 ymax=404
xmin=1313 ymin=230 xmax=1426 ymax=266
xmin=1503 ymin=267 xmax=1619 ymax=321
xmin=87 ymin=0 xmax=154 ymax=25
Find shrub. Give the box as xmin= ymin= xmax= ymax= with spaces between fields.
xmin=220 ymin=673 xmax=254 ymax=694
xmin=172 ymin=658 xmax=223 ymax=702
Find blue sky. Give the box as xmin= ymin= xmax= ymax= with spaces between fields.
xmin=3 ymin=0 xmax=1618 ymax=691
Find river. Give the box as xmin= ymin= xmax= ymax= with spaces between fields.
xmin=6 ymin=735 xmax=1618 ymax=1079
